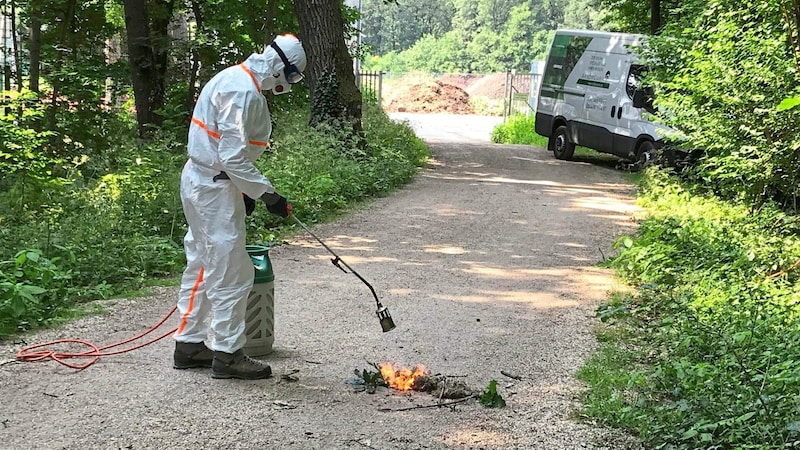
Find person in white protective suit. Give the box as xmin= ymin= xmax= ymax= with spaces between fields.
xmin=172 ymin=34 xmax=306 ymax=380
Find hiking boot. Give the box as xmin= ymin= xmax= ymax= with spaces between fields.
xmin=173 ymin=342 xmax=214 ymax=369
xmin=211 ymin=350 xmax=272 ymax=380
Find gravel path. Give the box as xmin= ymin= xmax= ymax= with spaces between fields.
xmin=1 ymin=113 xmax=642 ymax=449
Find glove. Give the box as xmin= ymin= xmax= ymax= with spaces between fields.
xmin=243 ymin=194 xmax=256 ymax=216
xmin=260 ymin=191 xmax=290 ymax=218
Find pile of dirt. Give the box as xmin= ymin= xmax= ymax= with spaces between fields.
xmin=385 ymin=80 xmax=474 ymax=114
xmin=465 ymin=72 xmax=507 ymax=100
xmin=436 ymin=74 xmax=484 ymax=91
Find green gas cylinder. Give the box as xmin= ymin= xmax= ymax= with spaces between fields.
xmin=243 ymin=245 xmax=275 ymax=356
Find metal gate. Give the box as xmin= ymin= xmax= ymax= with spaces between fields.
xmin=356 ymin=70 xmax=383 ymax=107
xmin=503 ymin=61 xmax=544 ymax=119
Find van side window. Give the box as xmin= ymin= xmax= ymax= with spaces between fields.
xmin=626 ymin=64 xmax=647 ymax=98
xmin=627 ymin=64 xmax=656 ymax=114
xmin=541 ymin=35 xmax=593 ymax=99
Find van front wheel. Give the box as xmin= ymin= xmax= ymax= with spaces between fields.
xmin=634 ymin=140 xmax=656 ymax=171
xmin=551 ymin=125 xmax=575 ymax=160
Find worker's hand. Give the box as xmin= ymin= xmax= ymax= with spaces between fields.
xmin=243 ymin=194 xmax=256 ymax=216
xmin=260 ymin=191 xmax=290 ymax=218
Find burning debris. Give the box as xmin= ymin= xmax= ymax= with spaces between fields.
xmin=348 ymin=362 xmax=475 ymax=399
xmin=409 ymin=372 xmax=474 ymax=399
xmin=379 ymin=362 xmax=428 ymax=391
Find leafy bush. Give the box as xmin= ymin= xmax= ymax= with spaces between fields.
xmin=0 ymin=250 xmax=85 ymax=336
xmin=0 ymin=91 xmax=59 ymax=189
xmin=579 ymin=170 xmax=800 ymax=448
xmin=645 ymin=2 xmax=800 ymax=209
xmin=490 ymin=115 xmax=547 ymax=146
xmin=249 ymin=102 xmax=428 ymax=233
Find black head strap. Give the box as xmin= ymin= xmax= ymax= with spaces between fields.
xmin=269 ymin=41 xmax=303 ymax=84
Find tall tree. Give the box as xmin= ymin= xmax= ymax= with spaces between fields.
xmin=28 ymin=0 xmax=41 ymax=92
xmin=122 ymin=0 xmax=174 ymax=138
xmin=361 ymin=0 xmax=454 ymax=54
xmin=598 ymin=0 xmax=680 ymax=33
xmin=1 ymin=0 xmax=8 ymax=91
xmin=650 ymin=0 xmax=661 ymax=32
xmin=10 ymin=0 xmax=20 ymax=90
xmin=293 ymin=0 xmax=363 ymax=133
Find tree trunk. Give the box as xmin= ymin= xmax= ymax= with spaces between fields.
xmin=46 ymin=0 xmax=76 ymax=133
xmin=293 ymin=0 xmax=363 ymax=135
xmin=786 ymin=0 xmax=800 ymax=72
xmin=650 ymin=0 xmax=661 ymax=34
xmin=186 ymin=0 xmax=203 ymax=118
xmin=29 ymin=2 xmax=41 ymax=93
xmin=264 ymin=0 xmax=278 ymax=47
xmin=122 ymin=0 xmax=173 ymax=138
xmin=10 ymin=0 xmax=21 ymax=90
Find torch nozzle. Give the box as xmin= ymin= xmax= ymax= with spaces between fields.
xmin=377 ymin=306 xmax=396 ymax=332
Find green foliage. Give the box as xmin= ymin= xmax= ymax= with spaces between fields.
xmin=361 ymin=0 xmax=598 ymax=73
xmin=363 ymin=51 xmax=409 ymax=73
xmin=0 ymin=91 xmax=59 ymax=186
xmin=249 ymin=102 xmax=428 ymax=235
xmin=595 ymin=0 xmax=654 ymax=33
xmin=182 ymin=0 xmax=301 ymax=83
xmin=347 ymin=367 xmax=387 ymax=394
xmin=309 ymin=69 xmax=347 ymax=126
xmin=778 ymin=95 xmax=800 ymax=111
xmin=580 ymin=171 xmax=800 ymax=448
xmin=395 ymin=33 xmax=467 ymax=73
xmin=479 ymin=379 xmax=506 ymax=408
xmin=360 ymin=0 xmax=456 ymax=55
xmin=0 ymin=250 xmax=74 ymax=337
xmin=641 ymin=1 xmax=800 ymax=209
xmin=490 ymin=115 xmax=547 ymax=146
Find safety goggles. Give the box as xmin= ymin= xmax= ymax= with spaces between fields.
xmin=269 ymin=41 xmax=304 ymax=84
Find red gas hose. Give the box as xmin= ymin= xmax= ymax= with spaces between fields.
xmin=15 ymin=306 xmax=178 ymax=370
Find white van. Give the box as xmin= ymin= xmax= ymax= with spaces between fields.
xmin=535 ymin=29 xmax=670 ymax=165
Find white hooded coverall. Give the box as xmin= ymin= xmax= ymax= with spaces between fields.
xmin=174 ymin=35 xmax=306 ymax=353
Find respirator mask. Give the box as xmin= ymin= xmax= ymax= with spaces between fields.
xmin=269 ymin=41 xmax=304 ymax=95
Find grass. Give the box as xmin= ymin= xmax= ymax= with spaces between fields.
xmin=490 ymin=114 xmax=595 ymax=152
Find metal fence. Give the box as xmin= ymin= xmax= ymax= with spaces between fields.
xmin=356 ymin=70 xmax=383 ymax=107
xmin=503 ymin=61 xmax=544 ymax=120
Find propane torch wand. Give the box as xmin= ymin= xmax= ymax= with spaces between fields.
xmin=289 ymin=212 xmax=396 ymax=332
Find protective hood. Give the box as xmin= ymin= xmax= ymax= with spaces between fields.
xmin=244 ymin=34 xmax=307 ymax=95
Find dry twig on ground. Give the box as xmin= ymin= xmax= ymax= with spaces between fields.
xmin=377 ymin=394 xmax=479 ymax=412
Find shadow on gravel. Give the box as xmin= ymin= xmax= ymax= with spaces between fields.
xmin=568 ymin=153 xmax=625 ymax=171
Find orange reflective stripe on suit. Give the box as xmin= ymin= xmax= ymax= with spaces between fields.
xmin=191 ymin=117 xmax=221 ymax=139
xmin=191 ymin=117 xmax=268 ymax=148
xmin=177 ymin=267 xmax=205 ymax=335
xmin=189 ymin=63 xmax=268 ymax=148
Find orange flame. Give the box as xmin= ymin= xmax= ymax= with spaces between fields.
xmin=379 ymin=363 xmax=428 ymax=391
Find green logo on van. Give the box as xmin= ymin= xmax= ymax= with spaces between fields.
xmin=577 ymin=79 xmax=610 ymax=89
